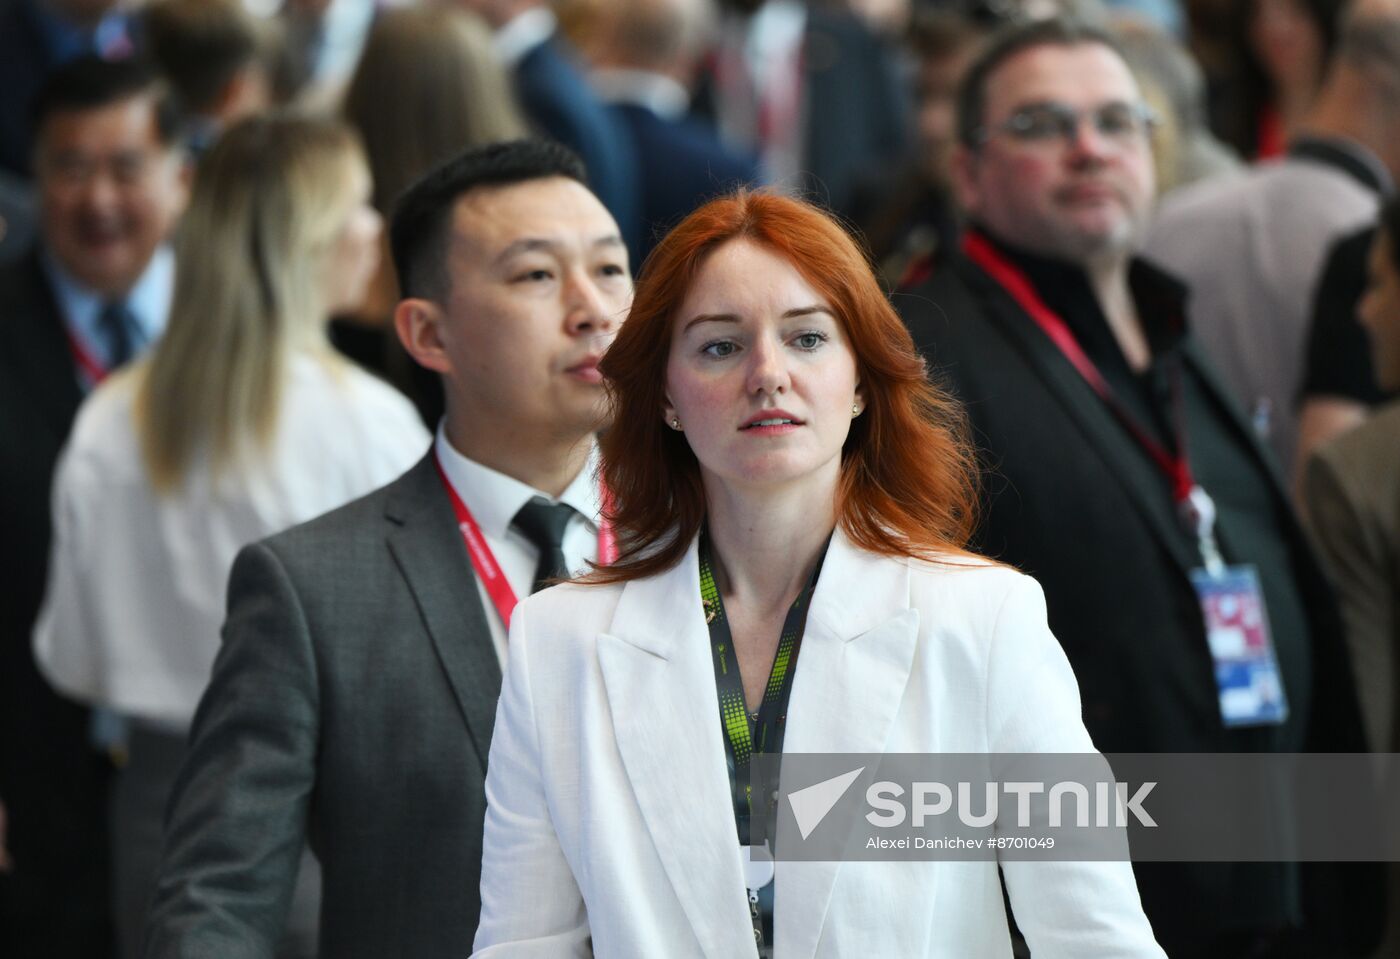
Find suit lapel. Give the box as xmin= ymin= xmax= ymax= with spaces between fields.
xmin=599 ymin=531 xmax=920 ymax=959
xmin=959 ymin=258 xmax=1202 ymax=575
xmin=598 ymin=536 xmax=757 ymax=959
xmin=777 ymin=530 xmax=919 ymax=959
xmin=384 ymin=454 xmax=503 ymax=772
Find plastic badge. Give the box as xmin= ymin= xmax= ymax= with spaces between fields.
xmin=1189 ymin=564 xmax=1288 ymax=727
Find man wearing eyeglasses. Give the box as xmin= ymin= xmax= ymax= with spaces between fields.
xmin=897 ymin=17 xmax=1378 ymax=959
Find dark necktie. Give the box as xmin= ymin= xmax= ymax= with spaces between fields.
xmin=511 ymin=497 xmax=576 ymax=593
xmin=98 ymin=300 xmax=138 ymax=368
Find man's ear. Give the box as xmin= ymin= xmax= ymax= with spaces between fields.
xmin=394 ymin=297 xmax=452 ymax=375
xmin=948 ymin=143 xmax=980 ymax=216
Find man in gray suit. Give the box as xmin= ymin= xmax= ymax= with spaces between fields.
xmin=143 ymin=139 xmax=633 ymax=957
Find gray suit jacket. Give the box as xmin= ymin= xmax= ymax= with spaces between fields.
xmin=144 ymin=453 xmax=503 ymax=958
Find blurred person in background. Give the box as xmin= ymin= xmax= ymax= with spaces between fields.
xmin=0 ymin=0 xmax=143 ymax=178
xmin=1113 ymin=17 xmax=1240 ymax=193
xmin=1303 ymin=193 xmax=1400 ymax=959
xmin=1146 ymin=0 xmax=1400 ymax=479
xmin=32 ymin=113 xmax=428 ymax=959
xmin=853 ymin=7 xmax=991 ymax=288
xmin=1303 ymin=195 xmax=1400 ymax=760
xmin=1209 ymin=0 xmax=1343 ymax=159
xmin=899 ymin=18 xmax=1379 ymax=955
xmin=1296 ymin=223 xmax=1399 ymax=473
xmin=698 ymin=0 xmax=908 ymax=218
xmin=588 ymin=0 xmax=760 ymax=266
xmin=339 ymin=3 xmax=526 ymax=424
xmin=449 ymin=0 xmax=643 ymax=259
xmin=0 ymin=56 xmax=188 ymax=959
xmin=144 ymin=0 xmax=277 ymax=155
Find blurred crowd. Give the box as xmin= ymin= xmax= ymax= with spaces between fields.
xmin=1 ymin=0 xmax=1399 ymax=957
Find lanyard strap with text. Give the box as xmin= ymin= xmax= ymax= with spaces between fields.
xmin=963 ymin=230 xmax=1224 ymax=572
xmin=700 ymin=531 xmax=828 ymax=956
xmin=433 ymin=452 xmax=618 ymax=629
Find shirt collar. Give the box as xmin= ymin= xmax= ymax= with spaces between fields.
xmin=433 ymin=421 xmax=601 ymax=539
xmin=43 ymin=244 xmax=175 ymax=359
xmin=590 ymin=68 xmax=691 ymax=120
xmin=494 ymin=6 xmax=557 ymax=70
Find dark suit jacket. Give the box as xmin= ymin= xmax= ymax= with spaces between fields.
xmin=0 ymin=0 xmax=53 ymax=178
xmin=144 ymin=454 xmax=502 ymax=958
xmin=898 ymin=255 xmax=1381 ymax=956
xmin=0 ymin=250 xmax=112 ymax=956
xmin=515 ymin=36 xmax=642 ymax=262
xmin=609 ymin=102 xmax=758 ymax=266
xmin=799 ymin=9 xmax=907 ymax=218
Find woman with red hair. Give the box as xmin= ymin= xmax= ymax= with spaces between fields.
xmin=472 ymin=192 xmax=1164 ymax=957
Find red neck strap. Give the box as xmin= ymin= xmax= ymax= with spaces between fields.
xmin=962 ymin=230 xmax=1195 ymax=503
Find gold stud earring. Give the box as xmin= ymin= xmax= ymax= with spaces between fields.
xmin=671 ymin=417 xmax=681 ymax=430
xmin=851 ymin=404 xmax=860 ymax=416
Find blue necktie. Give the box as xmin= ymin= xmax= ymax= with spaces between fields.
xmin=98 ymin=300 xmax=138 ymax=368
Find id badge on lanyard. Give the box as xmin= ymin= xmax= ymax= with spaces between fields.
xmin=1180 ymin=489 xmax=1289 ymax=727
xmin=964 ymin=230 xmax=1288 ymax=729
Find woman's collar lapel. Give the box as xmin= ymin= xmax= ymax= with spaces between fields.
xmin=596 ymin=528 xmax=923 ymax=958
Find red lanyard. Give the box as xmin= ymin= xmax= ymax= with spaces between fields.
xmin=433 ymin=452 xmax=618 ymax=629
xmin=962 ymin=230 xmax=1196 ymax=505
xmin=64 ymin=325 xmax=109 ymax=388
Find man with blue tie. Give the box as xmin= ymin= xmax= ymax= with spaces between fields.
xmin=0 ymin=56 xmax=188 ymax=958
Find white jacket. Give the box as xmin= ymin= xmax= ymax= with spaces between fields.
xmin=474 ymin=527 xmax=1166 ymax=958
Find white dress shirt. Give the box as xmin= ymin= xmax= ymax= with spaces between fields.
xmin=433 ymin=424 xmax=602 ymax=667
xmin=34 ymin=352 xmax=430 ymax=728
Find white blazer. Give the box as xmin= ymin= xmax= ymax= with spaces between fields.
xmin=473 ymin=528 xmax=1166 ymax=958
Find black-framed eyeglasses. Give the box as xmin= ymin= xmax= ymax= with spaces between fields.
xmin=973 ymin=101 xmax=1159 ymax=148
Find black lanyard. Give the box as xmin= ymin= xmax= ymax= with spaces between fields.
xmin=699 ymin=531 xmax=828 ymax=957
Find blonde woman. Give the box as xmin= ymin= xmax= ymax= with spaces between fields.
xmin=33 ymin=114 xmax=428 ymax=957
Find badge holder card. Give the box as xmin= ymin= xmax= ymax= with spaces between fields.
xmin=1189 ymin=564 xmax=1289 ymax=728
